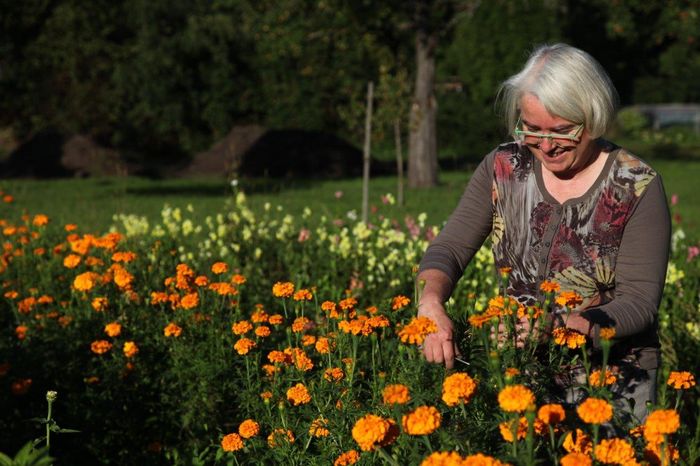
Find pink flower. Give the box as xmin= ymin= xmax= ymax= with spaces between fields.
xmin=298 ymin=228 xmax=311 ymax=242
xmin=671 ymin=194 xmax=679 ymax=206
xmin=334 ymin=191 xmax=344 ymax=199
xmin=688 ymin=245 xmax=700 ymax=262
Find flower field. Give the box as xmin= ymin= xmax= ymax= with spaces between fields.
xmin=1 ymin=187 xmax=699 ymax=465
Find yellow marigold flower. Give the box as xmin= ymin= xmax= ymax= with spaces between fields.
xmin=286 ymin=383 xmax=311 ymax=405
xmin=232 ymin=320 xmax=253 ymax=335
xmin=221 ymin=432 xmax=244 ymax=452
xmin=179 ymin=292 xmax=199 ymax=309
xmin=272 ymin=281 xmax=295 ymax=298
xmin=73 ymin=272 xmax=100 ymax=292
xmin=164 ymin=322 xmax=182 ymax=337
xmin=498 ymin=384 xmax=535 ymax=413
xmin=560 ymin=452 xmax=592 ymax=466
xmin=123 ymin=341 xmax=139 ymax=358
xmin=391 ymin=295 xmax=411 ymax=310
xmin=104 ymin=322 xmax=122 ymax=338
xmin=231 ymin=274 xmax=246 ymax=285
xmin=538 ymin=404 xmax=566 ymax=425
xmin=589 ymin=369 xmax=617 ymax=387
xmin=442 ymin=372 xmax=477 ymax=407
xmin=293 ymin=288 xmax=313 ymax=301
xmin=540 ymin=280 xmax=561 ymax=293
xmin=599 ymin=327 xmax=616 ymax=340
xmin=211 ymin=262 xmax=228 ymax=274
xmin=499 ymin=417 xmax=529 ymax=442
xmin=255 ymin=325 xmax=271 ymax=337
xmin=552 ymin=327 xmax=587 ymax=349
xmin=292 ymin=316 xmax=311 ymax=333
xmin=334 ymin=450 xmax=360 ymax=466
xmin=555 ymin=291 xmax=583 ymax=308
xmin=462 ymin=453 xmax=510 ymax=465
xmin=91 ymin=340 xmax=112 ymax=355
xmin=238 ymin=419 xmax=260 ymax=439
xmin=402 ymin=405 xmax=441 ymax=435
xmin=643 ymin=409 xmax=680 ymax=443
xmin=397 ymin=316 xmax=438 ymax=345
xmin=420 ymin=451 xmax=464 ymax=466
xmin=324 ymin=367 xmax=345 ymax=382
xmin=383 ymin=384 xmax=411 ymax=405
xmin=593 ymin=438 xmax=636 ymax=465
xmin=352 ymin=414 xmax=394 ymax=451
xmin=111 ymin=251 xmax=136 ymax=263
xmin=563 ymin=429 xmax=592 ymax=454
xmin=667 ymin=371 xmax=695 ymax=389
xmin=63 ymin=254 xmax=81 ymax=269
xmin=32 ymin=214 xmax=49 ymax=227
xmin=577 ymin=398 xmax=613 ymax=424
xmin=309 ymin=418 xmax=330 ymax=437
xmin=268 ymin=314 xmax=284 ymax=325
xmin=234 ymin=338 xmax=256 ymax=355
xmin=267 ymin=428 xmax=294 ymax=447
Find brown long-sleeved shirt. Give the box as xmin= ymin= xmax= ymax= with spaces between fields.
xmin=419 ymin=141 xmax=671 ymax=369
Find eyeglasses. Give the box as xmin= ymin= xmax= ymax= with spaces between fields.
xmin=514 ymin=117 xmax=584 ymax=150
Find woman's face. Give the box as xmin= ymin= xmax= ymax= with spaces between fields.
xmin=518 ymin=93 xmax=598 ymax=179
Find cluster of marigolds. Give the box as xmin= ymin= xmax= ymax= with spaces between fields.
xmin=1 ymin=190 xmax=697 ymax=465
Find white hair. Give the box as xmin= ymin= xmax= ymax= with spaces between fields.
xmin=497 ymin=43 xmax=619 ymax=139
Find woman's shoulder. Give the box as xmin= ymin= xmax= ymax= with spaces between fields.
xmin=605 ymin=141 xmax=658 ymax=178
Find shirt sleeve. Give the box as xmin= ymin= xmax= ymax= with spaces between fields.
xmin=418 ymin=150 xmax=495 ymax=288
xmin=585 ymin=174 xmax=671 ymax=341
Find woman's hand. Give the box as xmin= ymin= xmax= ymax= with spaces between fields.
xmin=495 ymin=315 xmax=550 ymax=348
xmin=417 ymin=303 xmax=462 ymax=369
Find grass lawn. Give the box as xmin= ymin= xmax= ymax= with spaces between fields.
xmin=1 ymin=157 xmax=699 ymax=237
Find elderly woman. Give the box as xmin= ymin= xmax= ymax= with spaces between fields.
xmin=417 ymin=43 xmax=670 ymax=422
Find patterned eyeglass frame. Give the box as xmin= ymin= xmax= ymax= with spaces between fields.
xmin=514 ymin=116 xmax=584 ymax=149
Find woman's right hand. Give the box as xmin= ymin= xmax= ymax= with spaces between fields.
xmin=417 ymin=303 xmax=461 ymax=369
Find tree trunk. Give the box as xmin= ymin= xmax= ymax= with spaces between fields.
xmin=408 ymin=26 xmax=438 ymax=188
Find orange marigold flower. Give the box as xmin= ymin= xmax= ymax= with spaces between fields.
xmin=260 ymin=391 xmax=273 ymax=401
xmin=74 ymin=271 xmax=100 ymax=292
xmin=593 ymin=438 xmax=636 ymax=465
xmin=17 ymin=297 xmax=37 ymax=314
xmin=149 ymin=292 xmax=168 ymax=306
xmin=560 ymin=452 xmax=592 ymax=466
xmin=111 ymin=251 xmax=136 ymax=263
xmin=391 ymin=295 xmax=411 ymax=310
xmin=589 ymin=369 xmax=617 ymax=387
xmin=164 ymin=322 xmax=182 ymax=337
xmin=538 ymin=404 xmax=566 ymax=425
xmin=499 ymin=417 xmax=529 ymax=442
xmin=293 ymin=288 xmax=313 ymax=301
xmin=599 ymin=327 xmax=616 ymax=340
xmin=462 ymin=453 xmax=510 ymax=466
xmin=91 ymin=340 xmax=112 ymax=355
xmin=420 ymin=451 xmax=464 ymax=466
xmin=123 ymin=341 xmax=139 ymax=358
xmin=339 ymin=297 xmax=358 ymax=310
xmin=231 ymin=274 xmax=246 ymax=285
xmin=267 ymin=428 xmax=295 ymax=448
xmin=268 ymin=350 xmax=289 ymax=364
xmin=667 ymin=371 xmax=695 ymax=389
xmin=442 ymin=372 xmax=477 ymax=407
xmin=643 ymin=409 xmax=680 ymax=443
xmin=208 ymin=282 xmax=237 ymax=296
xmin=11 ymin=378 xmax=32 ymax=395
xmin=321 ymin=300 xmax=337 ymax=312
xmin=221 ymin=432 xmax=244 ymax=452
xmin=272 ymin=281 xmax=295 ymax=298
xmin=315 ymin=336 xmax=333 ymax=354
xmin=301 ymin=334 xmax=316 ymax=346
xmin=397 ymin=316 xmax=438 ymax=345
xmin=285 ymin=347 xmax=314 ymax=371
xmin=112 ymin=266 xmax=134 ymax=289
xmin=324 ymin=367 xmax=345 ymax=382
xmin=104 ymin=322 xmax=122 ymax=338
xmin=552 ymin=327 xmax=587 ymax=349
xmin=234 ymin=338 xmax=256 ymax=355
xmin=255 ymin=325 xmax=271 ymax=337
xmin=63 ymin=254 xmax=82 ymax=268
xmin=232 ymin=320 xmax=253 ymax=335
xmin=505 ymin=367 xmax=521 ymax=378
xmin=555 ymin=291 xmax=583 ymax=308
xmin=179 ymin=292 xmax=199 ymax=309
xmin=498 ymin=384 xmax=535 ymax=413
xmin=262 ymin=364 xmax=278 ymax=377
xmin=292 ymin=316 xmax=311 ymax=333
xmin=286 ymin=383 xmax=311 ymax=405
xmin=644 ymin=438 xmax=680 ymax=465
xmin=15 ymin=325 xmax=28 ymax=340
xmin=309 ymin=417 xmax=330 ymax=437
xmin=238 ymin=419 xmax=260 ymax=439
xmin=194 ymin=275 xmax=209 ymax=287
xmin=334 ymin=450 xmax=360 ymax=466
xmin=576 ymin=398 xmax=613 ymax=424
xmin=383 ymin=384 xmax=411 ymax=405
xmin=352 ymin=414 xmax=394 ymax=451
xmin=539 ymin=280 xmax=561 ymax=293
xmin=211 ymin=262 xmax=228 ymax=274
xmin=402 ymin=405 xmax=441 ymax=435
xmin=562 ymin=429 xmax=593 ymax=455
xmin=268 ymin=314 xmax=284 ymax=325
xmin=251 ymin=308 xmax=269 ymax=323
xmin=4 ymin=290 xmax=18 ymax=299
xmin=32 ymin=214 xmax=49 ymax=227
